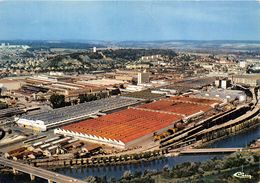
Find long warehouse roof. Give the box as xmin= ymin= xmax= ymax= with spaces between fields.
xmin=20 ymin=96 xmax=141 ymax=125
xmin=63 ymin=108 xmax=182 ymax=143
xmin=60 ymin=96 xmax=220 ymax=144
xmin=137 ymin=96 xmax=220 ymax=116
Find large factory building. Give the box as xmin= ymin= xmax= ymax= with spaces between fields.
xmin=55 ymin=96 xmax=221 ymax=149
xmin=16 ymin=96 xmax=141 ymax=131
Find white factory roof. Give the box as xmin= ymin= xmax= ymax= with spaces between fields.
xmin=17 ymin=96 xmax=140 ymax=126
xmin=77 ymin=79 xmax=125 ymax=86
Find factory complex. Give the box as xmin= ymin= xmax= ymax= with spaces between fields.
xmin=55 ymin=96 xmax=221 ymax=149
xmin=137 ymin=97 xmax=219 ymax=116
xmin=193 ymin=89 xmax=247 ymax=103
xmin=16 ymin=96 xmax=141 ymax=131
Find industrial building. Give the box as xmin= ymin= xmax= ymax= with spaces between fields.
xmin=137 ymin=70 xmax=150 ymax=85
xmin=0 ymin=107 xmax=24 ymax=118
xmin=0 ymin=79 xmax=24 ymax=92
xmin=164 ymin=77 xmax=216 ymax=94
xmin=55 ymin=96 xmax=220 ymax=149
xmin=19 ymin=74 xmax=129 ymax=102
xmin=232 ymin=74 xmax=260 ymax=87
xmin=123 ymin=89 xmax=165 ymax=100
xmin=215 ymin=79 xmax=231 ymax=89
xmin=77 ymin=78 xmax=125 ymax=87
xmin=137 ymin=96 xmax=220 ymax=121
xmin=193 ymin=89 xmax=247 ymax=103
xmin=16 ymin=96 xmax=141 ymax=131
xmin=55 ymin=108 xmax=182 ymax=149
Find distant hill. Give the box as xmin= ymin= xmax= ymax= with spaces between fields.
xmin=101 ymin=49 xmax=177 ymax=61
xmin=42 ymin=48 xmax=178 ymax=70
xmin=115 ymin=40 xmax=260 ymax=52
xmin=42 ymin=52 xmax=104 ymax=68
xmin=0 ymin=40 xmax=105 ymax=51
xmin=2 ymin=40 xmax=260 ymax=52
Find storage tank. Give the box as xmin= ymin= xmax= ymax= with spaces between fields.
xmin=32 ymin=141 xmax=43 ymax=147
xmin=40 ymin=143 xmax=51 ymax=149
xmin=226 ymin=95 xmax=231 ymax=102
xmin=239 ymin=95 xmax=246 ymax=102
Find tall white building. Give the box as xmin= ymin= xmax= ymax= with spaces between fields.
xmin=220 ymin=79 xmax=231 ymax=89
xmin=137 ymin=70 xmax=150 ymax=85
xmin=93 ymin=47 xmax=97 ymax=53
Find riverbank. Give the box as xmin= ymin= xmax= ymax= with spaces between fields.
xmin=1 ymin=123 xmax=259 ymax=172
xmin=52 ymin=124 xmax=260 ymax=181
xmin=2 ymin=151 xmax=259 ymax=183
xmin=54 ymin=150 xmax=259 ymax=183
xmin=122 ymin=150 xmax=260 ymax=183
xmin=30 ymin=150 xmax=167 ymax=169
xmin=1 ymin=121 xmax=259 ymax=182
xmin=26 ymin=122 xmax=259 ymax=169
xmin=52 ymin=154 xmax=225 ymax=181
xmin=153 ymin=160 xmax=260 ymax=183
xmin=201 ymin=122 xmax=260 ymax=148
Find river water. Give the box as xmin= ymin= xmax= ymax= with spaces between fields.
xmin=207 ymin=125 xmax=260 ymax=148
xmin=0 ymin=125 xmax=259 ymax=183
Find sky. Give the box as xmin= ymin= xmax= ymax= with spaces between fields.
xmin=0 ymin=0 xmax=260 ymax=41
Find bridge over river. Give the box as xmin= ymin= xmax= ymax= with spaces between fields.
xmin=0 ymin=157 xmax=86 ymax=183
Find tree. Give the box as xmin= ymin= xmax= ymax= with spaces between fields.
xmin=110 ymin=177 xmax=116 ymax=183
xmin=79 ymin=93 xmax=99 ymax=103
xmin=133 ymin=171 xmax=142 ymax=178
xmin=0 ymin=102 xmax=8 ymax=109
xmin=123 ymin=170 xmax=132 ymax=180
xmin=72 ymin=99 xmax=78 ymax=105
xmin=79 ymin=94 xmax=87 ymax=103
xmin=85 ymin=176 xmax=97 ymax=183
xmin=49 ymin=94 xmax=65 ymax=108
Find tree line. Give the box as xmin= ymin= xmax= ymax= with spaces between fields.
xmin=49 ymin=91 xmax=112 ymax=109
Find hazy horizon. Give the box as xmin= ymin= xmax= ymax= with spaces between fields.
xmin=2 ymin=39 xmax=260 ymax=43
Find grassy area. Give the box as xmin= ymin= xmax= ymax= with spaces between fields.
xmin=153 ymin=163 xmax=259 ymax=183
xmin=83 ymin=150 xmax=260 ymax=183
xmin=152 ymin=150 xmax=260 ymax=183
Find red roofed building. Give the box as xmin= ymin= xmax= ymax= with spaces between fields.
xmin=55 ymin=96 xmax=220 ymax=149
xmin=55 ymin=108 xmax=182 ymax=149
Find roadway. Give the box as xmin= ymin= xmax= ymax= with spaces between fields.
xmin=0 ymin=157 xmax=86 ymax=183
xmin=161 ymin=103 xmax=259 ymax=149
xmin=201 ymin=106 xmax=260 ymax=134
xmin=170 ymin=148 xmax=242 ymax=154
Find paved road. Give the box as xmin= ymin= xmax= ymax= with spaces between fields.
xmin=176 ymin=148 xmax=242 ymax=154
xmin=0 ymin=157 xmax=87 ymax=183
xmin=202 ymin=106 xmax=260 ymax=133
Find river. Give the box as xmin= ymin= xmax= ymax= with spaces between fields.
xmin=0 ymin=125 xmax=259 ymax=183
